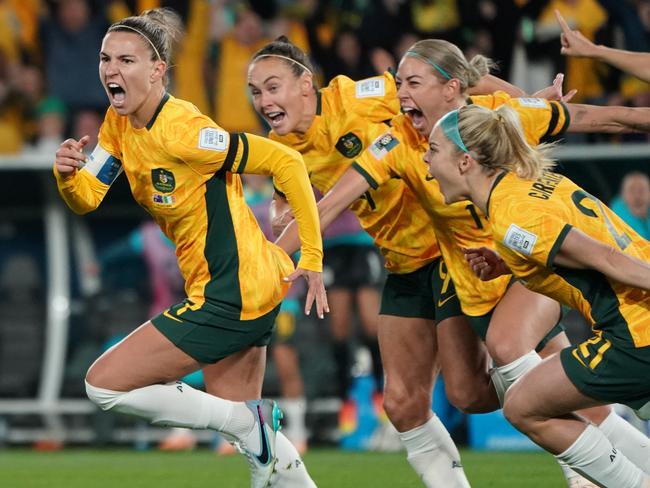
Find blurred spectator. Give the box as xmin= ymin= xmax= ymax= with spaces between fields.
xmin=207 ymin=4 xmax=269 ymax=134
xmin=533 ymin=0 xmax=609 ymax=104
xmin=459 ymin=0 xmax=521 ymax=80
xmin=611 ymin=171 xmax=650 ymax=240
xmin=0 ymin=49 xmax=34 ymax=153
xmin=33 ymin=96 xmax=66 ymax=153
xmin=38 ymin=0 xmax=108 ymax=118
xmin=318 ymin=29 xmax=378 ymax=82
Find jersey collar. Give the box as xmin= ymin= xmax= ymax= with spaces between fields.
xmin=146 ymin=92 xmax=170 ymax=130
xmin=486 ymin=171 xmax=508 ymax=218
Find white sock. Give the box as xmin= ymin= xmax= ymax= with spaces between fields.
xmin=556 ymin=424 xmax=647 ymax=488
xmin=86 ymin=381 xmax=253 ymax=439
xmin=495 ymin=352 xmax=592 ymax=484
xmin=271 ymin=431 xmax=317 ymax=487
xmin=398 ymin=415 xmax=470 ymax=488
xmin=599 ymin=411 xmax=650 ymax=474
xmin=279 ymin=397 xmax=307 ymax=445
xmin=495 ymin=350 xmax=542 ymax=395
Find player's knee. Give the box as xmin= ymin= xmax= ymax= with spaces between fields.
xmin=383 ymin=385 xmax=429 ymax=429
xmin=445 ymin=382 xmax=487 ymax=413
xmin=85 ymin=380 xmax=124 ymax=412
xmin=502 ymin=387 xmax=533 ymax=433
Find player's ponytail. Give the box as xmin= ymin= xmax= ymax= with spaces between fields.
xmin=454 ymin=104 xmax=556 ymax=179
xmin=404 ymin=39 xmax=495 ymax=91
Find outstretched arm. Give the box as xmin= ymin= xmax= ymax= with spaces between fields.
xmin=553 ymin=227 xmax=650 ymax=292
xmin=556 ymin=9 xmax=650 ymax=83
xmin=276 ymin=168 xmax=370 ymax=255
xmin=566 ymin=103 xmax=650 ymax=133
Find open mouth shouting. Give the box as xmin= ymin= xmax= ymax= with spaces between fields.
xmin=402 ymin=106 xmax=426 ymax=133
xmin=264 ymin=110 xmax=286 ymax=128
xmin=107 ymin=82 xmax=126 ymax=108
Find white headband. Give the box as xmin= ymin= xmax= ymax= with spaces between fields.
xmin=116 ymin=25 xmax=162 ymax=61
xmin=254 ymin=54 xmax=312 ymax=75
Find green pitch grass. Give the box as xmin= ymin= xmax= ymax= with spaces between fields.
xmin=0 ymin=448 xmax=562 ymax=487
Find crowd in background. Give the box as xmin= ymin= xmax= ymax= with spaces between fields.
xmin=1 ymin=0 xmax=650 ymax=156
xmin=0 ymin=0 xmax=649 ymax=449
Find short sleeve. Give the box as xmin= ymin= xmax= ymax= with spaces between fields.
xmin=507 ymin=98 xmax=571 ymax=145
xmin=492 ymin=198 xmax=572 ymax=268
xmin=336 ymin=72 xmax=400 ymax=123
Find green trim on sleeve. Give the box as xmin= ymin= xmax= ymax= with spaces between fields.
xmin=351 ymin=161 xmax=379 ymax=190
xmin=557 ymin=101 xmax=571 ymax=135
xmin=547 ymin=223 xmax=573 ymax=268
xmin=237 ymin=133 xmax=249 ymax=173
xmin=222 ymin=132 xmax=240 ymax=172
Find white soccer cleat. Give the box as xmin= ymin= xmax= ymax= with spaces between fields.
xmin=237 ymin=399 xmax=282 ymax=488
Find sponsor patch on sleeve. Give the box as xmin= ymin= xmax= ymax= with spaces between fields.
xmin=503 ymin=223 xmax=537 ymax=256
xmin=198 ymin=128 xmax=228 ymax=151
xmin=369 ymin=133 xmax=399 ymax=160
xmin=355 ymin=77 xmax=386 ymax=98
xmin=517 ymin=98 xmax=546 ymax=108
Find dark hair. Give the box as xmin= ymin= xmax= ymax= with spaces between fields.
xmin=251 ymin=36 xmax=316 ymax=82
xmin=107 ymin=8 xmax=183 ymax=66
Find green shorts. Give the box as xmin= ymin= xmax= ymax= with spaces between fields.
xmin=561 ymin=333 xmax=650 ymax=410
xmin=152 ymin=299 xmax=280 ymax=364
xmin=467 ymin=306 xmax=565 ymax=350
xmin=379 ymin=257 xmax=462 ymax=322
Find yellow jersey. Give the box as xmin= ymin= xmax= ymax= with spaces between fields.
xmin=54 ymin=93 xmax=322 ymax=321
xmin=489 ymin=171 xmax=650 ymax=348
xmin=271 ymin=73 xmax=440 ymax=274
xmin=352 ymin=93 xmax=570 ymax=315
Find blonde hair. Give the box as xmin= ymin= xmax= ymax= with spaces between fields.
xmin=406 ymin=39 xmax=495 ymax=91
xmin=107 ymin=8 xmax=183 ymax=85
xmin=456 ymin=104 xmax=556 ymax=179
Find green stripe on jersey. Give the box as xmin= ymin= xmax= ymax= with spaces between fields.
xmin=202 ymin=171 xmax=242 ymax=317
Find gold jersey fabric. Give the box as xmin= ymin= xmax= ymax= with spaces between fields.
xmin=353 ymin=92 xmax=570 ymax=315
xmin=54 ymin=93 xmax=322 ymax=321
xmin=270 ymin=73 xmax=440 ymax=274
xmin=489 ymin=171 xmax=650 ymax=348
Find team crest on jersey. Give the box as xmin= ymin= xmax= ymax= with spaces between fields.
xmin=369 ymin=133 xmax=399 ymax=160
xmin=335 ymin=132 xmax=363 ymax=158
xmin=151 ymin=168 xmax=175 ymax=193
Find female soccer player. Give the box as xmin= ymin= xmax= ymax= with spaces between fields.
xmin=426 ymin=103 xmax=650 ymax=488
xmin=276 ymin=38 xmax=650 ymax=486
xmin=53 ymin=9 xmax=326 ymax=488
xmin=247 ymin=37 xmax=510 ymax=487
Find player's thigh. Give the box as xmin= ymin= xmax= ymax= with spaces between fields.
xmin=378 ymin=314 xmax=438 ymax=393
xmin=505 ymin=353 xmax=604 ymax=421
xmin=356 ymin=286 xmax=381 ymax=336
xmin=202 ymin=346 xmax=267 ymax=400
xmin=327 ymin=289 xmax=354 ymax=339
xmin=487 ymin=282 xmax=562 ymax=364
xmin=86 ymin=321 xmax=200 ymax=391
xmin=437 ymin=315 xmax=490 ymax=394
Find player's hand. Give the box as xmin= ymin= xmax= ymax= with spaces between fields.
xmin=55 ymin=136 xmax=90 ymax=176
xmin=284 ymin=268 xmax=329 ymax=319
xmin=463 ymin=247 xmax=510 ymax=281
xmin=272 ymin=208 xmax=294 ymax=237
xmin=555 ymin=10 xmax=599 ymax=59
xmin=531 ymin=73 xmax=577 ymax=102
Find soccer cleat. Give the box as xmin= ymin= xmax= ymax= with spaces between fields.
xmin=237 ymin=399 xmax=282 ymax=488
